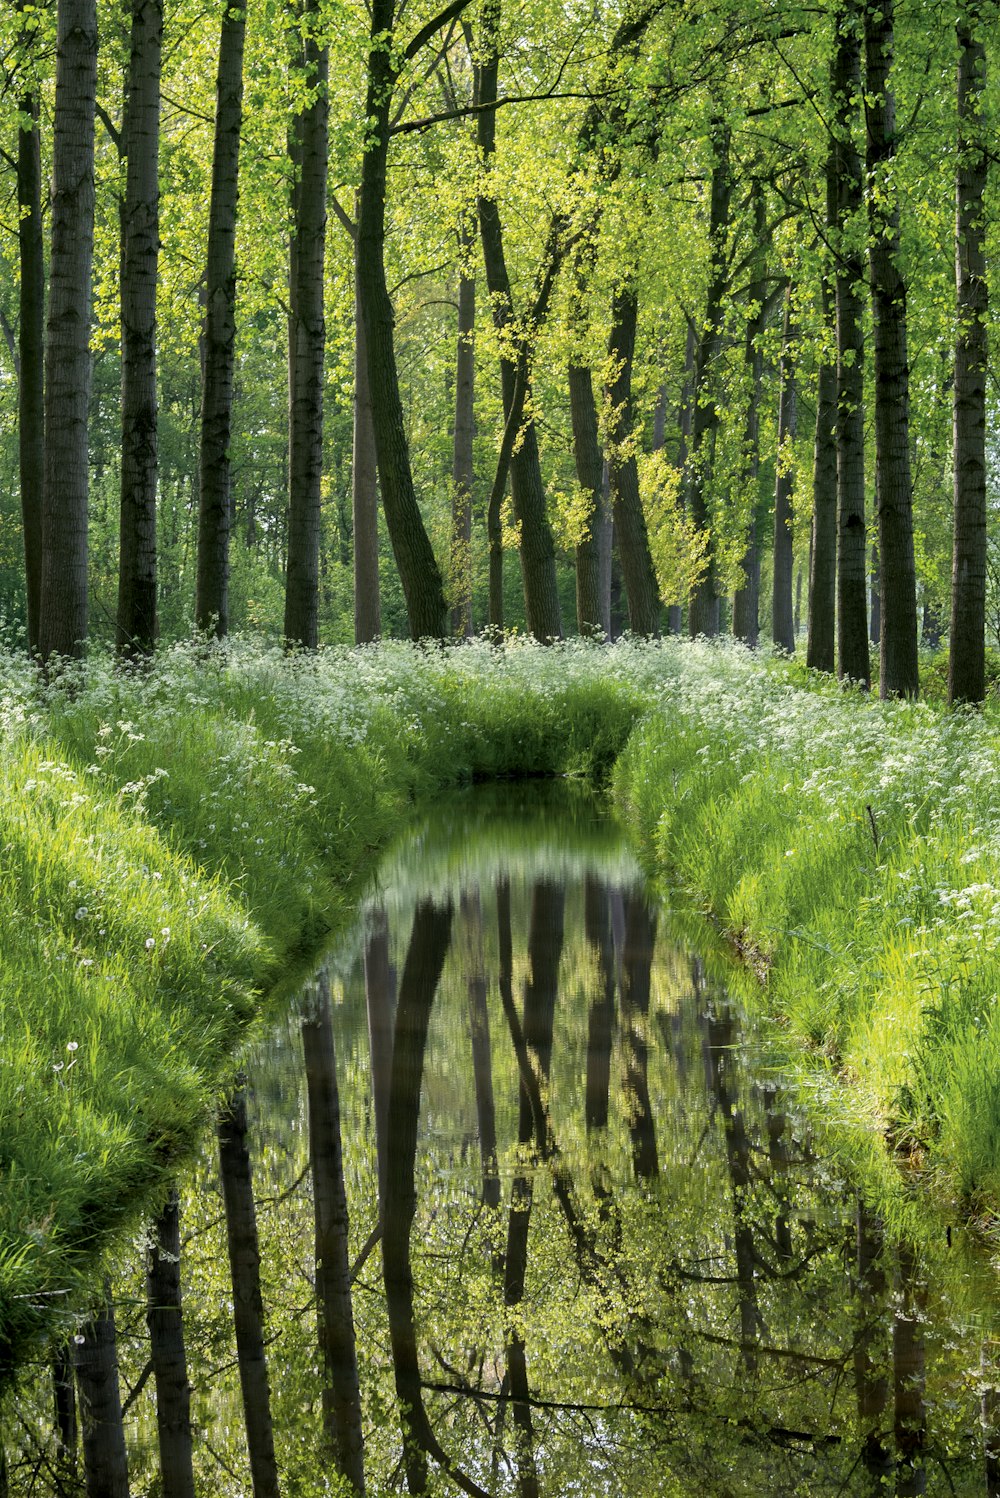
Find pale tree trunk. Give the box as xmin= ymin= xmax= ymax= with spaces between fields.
xmin=302 ymin=971 xmax=365 ymax=1494
xmin=833 ymin=0 xmax=870 ymax=687
xmin=451 ymin=224 xmax=476 ymax=637
xmin=771 ymin=289 xmax=797 ymax=654
xmin=606 ymin=279 xmax=660 ymax=636
xmin=217 ymin=1080 xmax=281 ymax=1498
xmin=196 ymin=0 xmax=245 ymax=637
xmin=688 ymin=121 xmax=731 ymax=638
xmin=732 ymin=187 xmax=767 ymax=648
xmin=948 ymin=0 xmax=987 ymax=706
xmin=16 ymin=0 xmax=44 ymax=656
xmin=353 ymin=235 xmax=381 ymax=642
xmin=73 ymin=1286 xmax=131 ymax=1498
xmin=146 ymin=1191 xmax=196 ymax=1498
xmin=284 ymin=0 xmax=329 ymax=649
xmin=117 ymin=0 xmax=162 ymax=658
xmin=39 ymin=0 xmax=98 ymax=663
xmin=865 ymin=0 xmax=919 ymax=697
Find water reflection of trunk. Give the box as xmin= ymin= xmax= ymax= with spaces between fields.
xmin=53 ymin=1341 xmax=78 ymax=1476
xmin=584 ymin=877 xmax=615 ymax=1137
xmin=982 ymin=1343 xmax=1000 ymax=1495
xmin=621 ymin=892 xmax=659 ymax=1181
xmin=216 ymin=1078 xmax=281 ymax=1498
xmin=72 ymin=1282 xmax=131 ymax=1498
xmin=701 ymin=995 xmax=762 ymax=1374
xmin=893 ymin=1241 xmax=926 ymax=1495
xmin=146 ymin=1190 xmax=195 ymax=1498
xmin=302 ymin=969 xmax=366 ymax=1495
xmin=502 ymin=881 xmax=564 ymax=1498
xmin=852 ymin=1201 xmax=892 ymax=1489
xmin=763 ymin=1087 xmax=793 ymax=1262
xmin=462 ymin=892 xmax=500 ymax=1210
xmin=364 ymin=907 xmax=396 ymax=1217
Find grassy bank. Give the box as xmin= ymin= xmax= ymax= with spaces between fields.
xmin=0 ymin=638 xmax=651 ymax=1379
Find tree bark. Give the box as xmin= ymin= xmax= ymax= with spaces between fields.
xmin=117 ymin=0 xmax=162 ymax=658
xmin=38 ymin=0 xmax=98 ymax=663
xmin=284 ymin=1 xmax=329 ymax=649
xmin=16 ymin=0 xmax=45 ymax=657
xmin=146 ymin=1191 xmax=196 ymax=1498
xmin=352 ymin=233 xmax=381 ymax=643
xmin=771 ymin=289 xmax=797 ymax=654
xmin=569 ymin=362 xmax=607 ymax=636
xmin=732 ymin=189 xmax=767 ymax=649
xmin=302 ymin=971 xmax=366 ymax=1494
xmin=948 ymin=0 xmax=987 ymax=706
xmin=832 ymin=0 xmax=870 ymax=687
xmin=864 ymin=0 xmax=919 ymax=697
xmin=217 ymin=1079 xmax=281 ymax=1498
xmin=73 ymin=1286 xmax=131 ymax=1498
xmin=807 ymin=335 xmax=838 ymax=669
xmin=195 ymin=0 xmax=245 ymax=637
xmin=451 ymin=226 xmax=476 ymax=638
xmin=607 ymin=280 xmax=660 ymax=636
xmin=53 ymin=1341 xmax=78 ymax=1476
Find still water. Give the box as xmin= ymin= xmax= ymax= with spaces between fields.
xmin=9 ymin=783 xmax=1000 ymax=1495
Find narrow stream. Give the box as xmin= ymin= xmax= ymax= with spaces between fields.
xmin=8 ymin=783 xmax=1000 ymax=1496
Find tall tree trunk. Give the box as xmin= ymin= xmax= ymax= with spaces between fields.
xmin=668 ymin=321 xmax=696 ymax=635
xmin=284 ymin=2 xmax=329 ymax=649
xmin=73 ymin=1286 xmax=131 ymax=1498
xmin=117 ymin=0 xmax=162 ymax=658
xmin=733 ymin=188 xmax=767 ymax=648
xmin=302 ymin=972 xmax=366 ymax=1494
xmin=607 ymin=279 xmax=660 ymax=636
xmin=195 ymin=0 xmax=246 ymax=638
xmin=16 ymin=0 xmax=44 ymax=656
xmin=807 ymin=143 xmax=838 ymax=677
xmin=353 ymin=235 xmax=381 ymax=643
xmin=146 ymin=1192 xmax=196 ymax=1498
xmin=53 ymin=1342 xmax=78 ymax=1477
xmin=771 ymin=289 xmax=797 ymax=654
xmin=948 ymin=0 xmax=987 ymax=706
xmin=569 ymin=362 xmax=606 ymax=636
xmin=864 ymin=0 xmax=919 ymax=697
xmin=476 ymin=0 xmax=561 ymax=641
xmin=356 ymin=2 xmax=448 ymax=641
xmin=217 ymin=1080 xmax=281 ymax=1498
xmin=833 ymin=0 xmax=870 ymax=687
xmin=38 ymin=0 xmax=98 ymax=663
xmin=688 ymin=121 xmax=731 ymax=638
xmin=451 ymin=225 xmax=476 ymax=638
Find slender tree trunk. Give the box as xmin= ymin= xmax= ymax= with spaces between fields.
xmin=688 ymin=121 xmax=731 ymax=638
xmin=73 ymin=1286 xmax=130 ymax=1498
xmin=864 ymin=0 xmax=919 ymax=697
xmin=146 ymin=1192 xmax=196 ymax=1498
xmin=451 ymin=226 xmax=476 ymax=638
xmin=949 ymin=1 xmax=987 ymax=706
xmin=195 ymin=0 xmax=246 ymax=637
xmin=607 ymin=279 xmax=660 ymax=636
xmin=16 ymin=0 xmax=44 ymax=656
xmin=53 ymin=1342 xmax=78 ymax=1477
xmin=284 ymin=2 xmax=329 ymax=649
xmin=668 ymin=321 xmax=696 ymax=635
xmin=39 ymin=0 xmax=98 ymax=663
xmin=772 ymin=289 xmax=797 ymax=654
xmin=870 ymin=540 xmax=881 ymax=644
xmin=807 ymin=147 xmax=838 ymax=679
xmin=569 ymin=362 xmax=606 ymax=636
xmin=357 ymin=3 xmax=448 ymax=640
xmin=733 ymin=189 xmax=767 ymax=648
xmin=302 ymin=972 xmax=366 ymax=1494
xmin=353 ymin=236 xmax=381 ymax=642
xmin=117 ymin=0 xmax=162 ymax=657
xmin=833 ymin=0 xmax=870 ymax=687
xmin=217 ymin=1080 xmax=281 ymax=1498
xmin=584 ymin=877 xmax=615 ymax=1135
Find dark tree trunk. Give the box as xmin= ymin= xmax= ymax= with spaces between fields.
xmin=38 ymin=0 xmax=98 ymax=663
xmin=195 ymin=0 xmax=246 ymax=637
xmin=302 ymin=971 xmax=366 ymax=1494
xmin=217 ymin=1080 xmax=281 ymax=1498
xmin=146 ymin=1192 xmax=195 ymax=1498
xmin=364 ymin=907 xmax=395 ymax=1216
xmin=833 ymin=0 xmax=870 ymax=687
xmin=772 ymin=289 xmax=797 ymax=654
xmin=284 ymin=3 xmax=329 ymax=649
xmin=352 ymin=236 xmax=381 ymax=643
xmin=462 ymin=893 xmax=500 ymax=1208
xmin=607 ymin=280 xmax=660 ymax=636
xmin=688 ymin=123 xmax=731 ymax=638
xmin=584 ymin=877 xmax=615 ymax=1135
xmin=807 ymin=147 xmax=838 ymax=679
xmin=569 ymin=357 xmax=607 ymax=636
xmin=451 ymin=227 xmax=476 ymax=638
xmin=73 ymin=1287 xmax=131 ymax=1498
xmin=620 ymin=893 xmax=658 ymax=1180
xmin=16 ymin=0 xmax=44 ymax=656
xmin=853 ymin=1202 xmax=892 ymax=1484
xmin=949 ymin=1 xmax=988 ymax=706
xmin=53 ymin=1342 xmax=78 ymax=1476
xmin=117 ymin=0 xmax=162 ymax=658
xmin=357 ymin=1 xmax=448 ymax=641
xmin=864 ymin=0 xmax=919 ymax=697
xmin=733 ymin=189 xmax=767 ymax=648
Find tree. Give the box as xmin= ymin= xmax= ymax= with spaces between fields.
xmin=771 ymin=287 xmax=796 ymax=654
xmin=606 ymin=278 xmax=660 ymax=637
xmin=15 ymin=0 xmax=45 ymax=656
xmin=146 ymin=1192 xmax=196 ymax=1498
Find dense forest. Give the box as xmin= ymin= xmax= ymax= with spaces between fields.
xmin=0 ymin=0 xmax=994 ymax=698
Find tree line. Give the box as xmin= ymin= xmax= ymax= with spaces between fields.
xmin=0 ymin=0 xmax=994 ymax=700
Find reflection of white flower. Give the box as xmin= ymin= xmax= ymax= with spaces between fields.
xmin=145 ymin=937 xmax=155 ymax=951
xmin=74 ymin=907 xmax=87 ymax=920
